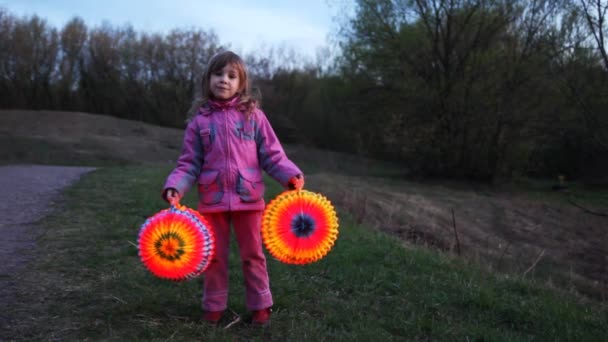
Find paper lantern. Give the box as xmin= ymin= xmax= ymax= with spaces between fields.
xmin=138 ymin=204 xmax=215 ymax=281
xmin=262 ymin=190 xmax=339 ymax=265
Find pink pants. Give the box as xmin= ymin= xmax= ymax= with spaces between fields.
xmin=202 ymin=210 xmax=273 ymax=311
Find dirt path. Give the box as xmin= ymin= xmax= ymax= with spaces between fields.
xmin=0 ymin=165 xmax=96 ymax=330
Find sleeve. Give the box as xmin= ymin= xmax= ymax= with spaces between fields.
xmin=255 ymin=110 xmax=302 ymax=188
xmin=163 ymin=119 xmax=204 ymax=196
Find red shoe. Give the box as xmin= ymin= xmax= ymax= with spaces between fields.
xmin=202 ymin=310 xmax=224 ymax=326
xmin=251 ymin=307 xmax=272 ymax=327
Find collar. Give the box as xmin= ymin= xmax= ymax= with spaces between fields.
xmin=199 ymin=96 xmax=240 ymax=116
xmin=205 ymin=95 xmax=241 ymax=111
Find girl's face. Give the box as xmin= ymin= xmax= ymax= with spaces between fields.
xmin=209 ymin=64 xmax=241 ymax=100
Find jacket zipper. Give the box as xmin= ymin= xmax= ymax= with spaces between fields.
xmin=224 ymin=108 xmax=232 ymax=211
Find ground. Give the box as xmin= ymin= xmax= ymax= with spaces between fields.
xmin=1 ymin=109 xmax=606 ymax=300
xmin=0 ymin=165 xmax=95 ymax=330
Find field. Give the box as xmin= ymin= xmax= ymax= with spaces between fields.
xmin=1 ymin=109 xmax=607 ymax=340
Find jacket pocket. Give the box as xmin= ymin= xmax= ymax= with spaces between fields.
xmin=234 ymin=120 xmax=256 ymax=141
xmin=200 ymin=128 xmax=213 ymax=152
xmin=198 ymin=170 xmax=223 ymax=205
xmin=236 ymin=168 xmax=264 ymax=202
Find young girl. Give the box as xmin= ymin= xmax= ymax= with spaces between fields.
xmin=162 ymin=51 xmax=304 ymax=327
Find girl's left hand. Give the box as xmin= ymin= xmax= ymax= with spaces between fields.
xmin=288 ymin=174 xmax=304 ymax=190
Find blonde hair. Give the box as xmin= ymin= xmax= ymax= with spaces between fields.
xmin=187 ymin=51 xmax=258 ymax=119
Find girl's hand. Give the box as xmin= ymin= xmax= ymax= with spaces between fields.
xmin=164 ymin=188 xmax=182 ymax=206
xmin=288 ymin=174 xmax=304 ymax=190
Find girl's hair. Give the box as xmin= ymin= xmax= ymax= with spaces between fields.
xmin=187 ymin=51 xmax=258 ymax=119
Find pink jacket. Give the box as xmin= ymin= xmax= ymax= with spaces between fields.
xmin=163 ymin=98 xmax=302 ymax=213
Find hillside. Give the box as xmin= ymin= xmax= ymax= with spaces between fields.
xmin=1 ymin=109 xmax=607 ymax=300
xmin=0 ymin=110 xmax=184 ymax=166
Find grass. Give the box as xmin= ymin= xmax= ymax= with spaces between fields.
xmin=3 ymin=109 xmax=606 ymax=302
xmin=512 ymin=177 xmax=608 ymax=208
xmin=0 ymin=135 xmax=131 ymax=166
xmin=0 ymin=109 xmax=183 ymax=167
xmin=3 ymin=166 xmax=607 ymax=341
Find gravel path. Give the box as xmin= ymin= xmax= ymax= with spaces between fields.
xmin=0 ymin=165 xmax=96 ymax=328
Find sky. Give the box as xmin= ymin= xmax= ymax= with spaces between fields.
xmin=1 ymin=0 xmax=341 ymax=60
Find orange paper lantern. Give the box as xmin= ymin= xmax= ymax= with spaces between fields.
xmin=262 ymin=190 xmax=339 ymax=265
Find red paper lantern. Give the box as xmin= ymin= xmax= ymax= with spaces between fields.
xmin=138 ymin=204 xmax=215 ymax=281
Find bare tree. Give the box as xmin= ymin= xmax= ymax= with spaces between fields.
xmin=578 ymin=0 xmax=608 ymax=70
xmin=58 ymin=17 xmax=87 ymax=109
xmin=552 ymin=0 xmax=608 ymax=158
xmin=2 ymin=15 xmax=59 ymax=108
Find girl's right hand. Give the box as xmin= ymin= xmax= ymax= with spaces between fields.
xmin=164 ymin=188 xmax=182 ymax=206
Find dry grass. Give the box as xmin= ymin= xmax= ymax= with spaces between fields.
xmin=0 ymin=109 xmax=183 ymax=165
xmin=304 ymin=171 xmax=608 ymax=300
xmin=284 ymin=145 xmax=608 ymax=300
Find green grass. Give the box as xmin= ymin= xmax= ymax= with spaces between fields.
xmin=4 ymin=166 xmax=607 ymax=341
xmin=512 ymin=177 xmax=608 ymax=208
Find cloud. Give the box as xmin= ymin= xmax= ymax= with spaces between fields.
xmin=171 ymin=1 xmax=330 ymax=57
xmin=2 ymin=0 xmax=333 ymax=58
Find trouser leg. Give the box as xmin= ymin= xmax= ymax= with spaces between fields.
xmin=232 ymin=210 xmax=273 ymax=310
xmin=201 ymin=212 xmax=231 ymax=311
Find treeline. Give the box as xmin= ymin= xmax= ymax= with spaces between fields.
xmin=0 ymin=9 xmax=223 ymax=127
xmin=283 ymin=0 xmax=608 ymax=182
xmin=1 ymin=1 xmax=607 ymax=182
